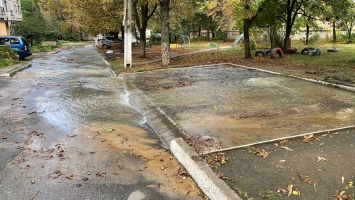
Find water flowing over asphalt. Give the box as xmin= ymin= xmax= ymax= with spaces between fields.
xmin=1 ymin=44 xmax=201 ymax=200
xmin=123 ymin=65 xmax=355 ymax=149
xmin=15 ymin=45 xmax=147 ymax=134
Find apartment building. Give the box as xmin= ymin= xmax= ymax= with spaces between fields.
xmin=0 ymin=0 xmax=22 ymax=35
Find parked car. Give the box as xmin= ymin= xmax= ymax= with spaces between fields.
xmin=101 ymin=36 xmax=120 ymax=49
xmin=0 ymin=36 xmax=32 ymax=60
xmin=101 ymin=35 xmax=138 ymax=49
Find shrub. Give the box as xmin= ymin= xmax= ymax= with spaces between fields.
xmin=0 ymin=45 xmax=17 ymax=60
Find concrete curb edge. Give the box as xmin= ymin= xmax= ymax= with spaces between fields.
xmin=0 ymin=62 xmax=32 ymax=77
xmin=170 ymin=138 xmax=242 ymax=200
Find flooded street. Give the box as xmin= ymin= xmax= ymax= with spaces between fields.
xmin=16 ymin=45 xmax=146 ymax=132
xmin=0 ymin=44 xmax=201 ymax=200
xmin=124 ymin=65 xmax=355 ymax=151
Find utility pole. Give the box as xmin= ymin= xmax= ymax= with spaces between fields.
xmin=124 ymin=0 xmax=132 ymax=68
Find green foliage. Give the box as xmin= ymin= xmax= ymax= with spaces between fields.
xmin=212 ymin=31 xmax=227 ymax=41
xmin=45 ymin=31 xmax=61 ymax=41
xmin=0 ymin=46 xmax=19 ymax=67
xmin=190 ymin=36 xmax=208 ymax=42
xmin=340 ymin=33 xmax=355 ymax=43
xmin=30 ymin=45 xmax=54 ymax=53
xmin=301 ymin=33 xmax=320 ymax=45
xmin=0 ymin=46 xmax=14 ymax=59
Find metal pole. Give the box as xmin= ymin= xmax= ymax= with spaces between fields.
xmin=123 ymin=0 xmax=132 ymax=68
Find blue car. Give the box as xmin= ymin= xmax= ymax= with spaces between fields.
xmin=0 ymin=36 xmax=32 ymax=60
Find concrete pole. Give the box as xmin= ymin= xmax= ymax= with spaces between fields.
xmin=124 ymin=0 xmax=132 ymax=68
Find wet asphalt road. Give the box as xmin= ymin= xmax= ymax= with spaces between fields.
xmin=0 ymin=44 xmax=200 ymax=200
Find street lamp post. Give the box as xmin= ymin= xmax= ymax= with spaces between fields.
xmin=123 ymin=0 xmax=132 ymax=68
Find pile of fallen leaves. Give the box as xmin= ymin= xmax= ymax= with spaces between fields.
xmin=204 ymin=153 xmax=229 ymax=168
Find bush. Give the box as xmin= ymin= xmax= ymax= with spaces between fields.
xmin=0 ymin=45 xmax=17 ymax=60
xmin=212 ymin=31 xmax=227 ymax=41
xmin=30 ymin=45 xmax=54 ymax=53
xmin=300 ymin=33 xmax=320 ymax=45
xmin=0 ymin=45 xmax=18 ymax=68
xmin=340 ymin=33 xmax=355 ymax=43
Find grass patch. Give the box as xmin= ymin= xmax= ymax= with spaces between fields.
xmin=0 ymin=60 xmax=18 ymax=68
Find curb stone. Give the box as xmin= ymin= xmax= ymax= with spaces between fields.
xmin=0 ymin=62 xmax=32 ymax=77
xmin=170 ymin=138 xmax=242 ymax=200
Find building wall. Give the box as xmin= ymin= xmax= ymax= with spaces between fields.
xmin=0 ymin=0 xmax=23 ymax=35
xmin=0 ymin=21 xmax=8 ymax=35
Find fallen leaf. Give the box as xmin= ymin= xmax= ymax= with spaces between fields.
xmin=277 ymin=188 xmax=288 ymax=194
xmin=292 ymin=190 xmax=300 ymax=196
xmin=67 ymin=134 xmax=78 ymax=137
xmin=66 ymin=174 xmax=74 ymax=179
xmin=28 ymin=111 xmax=37 ymax=115
xmin=50 ymin=170 xmax=62 ymax=179
xmin=221 ymin=158 xmax=227 ymax=164
xmin=342 ymin=176 xmax=345 ymax=183
xmin=303 ymin=134 xmax=318 ymax=143
xmin=317 ymin=156 xmax=327 ymax=162
xmin=281 ymin=146 xmax=293 ymax=151
xmin=258 ymin=149 xmax=269 ymax=158
xmin=287 ymin=184 xmax=293 ymax=197
xmin=96 ymin=172 xmax=106 ymax=177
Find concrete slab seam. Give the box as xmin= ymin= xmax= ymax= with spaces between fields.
xmin=170 ymin=138 xmax=242 ymax=200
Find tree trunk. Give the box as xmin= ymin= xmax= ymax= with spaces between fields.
xmin=132 ymin=1 xmax=157 ymax=57
xmin=160 ymin=0 xmax=170 ymax=66
xmin=332 ymin=21 xmax=336 ymax=43
xmin=305 ymin=24 xmax=310 ymax=45
xmin=207 ymin=20 xmax=210 ymax=41
xmin=243 ymin=18 xmax=252 ymax=59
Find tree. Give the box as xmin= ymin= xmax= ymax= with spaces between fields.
xmin=278 ymin=0 xmax=305 ymax=50
xmin=132 ymin=0 xmax=158 ymax=57
xmin=160 ymin=0 xmax=170 ymax=66
xmin=339 ymin=0 xmax=355 ymax=42
xmin=236 ymin=0 xmax=270 ymax=58
xmin=38 ymin=0 xmax=124 ymax=40
xmin=298 ymin=0 xmax=323 ymax=45
xmin=15 ymin=0 xmax=47 ymax=44
xmin=324 ymin=0 xmax=350 ymax=43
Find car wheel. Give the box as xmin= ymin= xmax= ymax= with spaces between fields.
xmin=15 ymin=52 xmax=22 ymax=61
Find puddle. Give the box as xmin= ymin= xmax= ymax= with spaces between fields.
xmin=124 ymin=65 xmax=355 ymax=150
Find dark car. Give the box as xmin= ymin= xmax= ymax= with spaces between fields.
xmin=101 ymin=36 xmax=121 ymax=49
xmin=0 ymin=36 xmax=32 ymax=60
xmin=101 ymin=35 xmax=138 ymax=49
